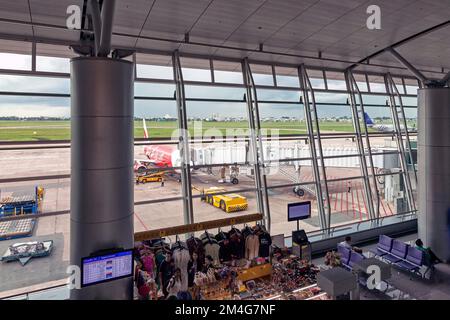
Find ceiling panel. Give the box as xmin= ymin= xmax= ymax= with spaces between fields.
xmin=0 ymin=0 xmax=30 ymax=21
xmin=139 ymin=0 xmax=213 ymax=39
xmin=0 ymin=0 xmax=448 ymax=74
xmin=223 ymin=0 xmax=318 ymax=46
xmin=0 ymin=21 xmax=33 ymax=39
xmin=262 ymin=0 xmax=368 ymax=52
xmin=29 ymin=0 xmax=84 ymax=26
xmin=34 ymin=26 xmax=79 ymax=42
xmin=113 ymin=0 xmax=155 ymax=36
xmin=0 ymin=38 xmax=32 ymax=55
xmin=188 ymin=0 xmax=266 ymax=47
xmin=332 ymin=0 xmax=450 ymax=61
xmin=112 ymin=33 xmax=139 ymax=49
xmin=136 ymin=52 xmax=172 ymax=66
xmin=36 ymin=43 xmax=76 ymax=58
xmin=135 ymin=37 xmax=181 ymax=53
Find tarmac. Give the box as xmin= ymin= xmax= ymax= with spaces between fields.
xmin=0 ymin=137 xmax=402 ymax=295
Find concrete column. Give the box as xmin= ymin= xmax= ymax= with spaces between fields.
xmin=418 ymin=88 xmax=450 ymax=262
xmin=70 ymin=57 xmax=134 ymax=299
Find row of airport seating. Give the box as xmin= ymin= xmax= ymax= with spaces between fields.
xmin=369 ymin=235 xmax=425 ymax=277
xmin=337 ymin=244 xmax=365 ymax=271
xmin=337 ymin=235 xmax=428 ymax=278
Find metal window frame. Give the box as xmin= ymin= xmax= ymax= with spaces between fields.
xmin=0 ymin=49 xmax=420 ymax=237
xmin=345 ymin=69 xmax=381 ymax=220
xmin=298 ymin=64 xmax=331 ymax=233
xmin=385 ymin=73 xmax=418 ymax=184
xmin=242 ymin=58 xmax=271 ymax=231
xmin=172 ymin=50 xmax=194 ymax=225
xmin=384 ymin=74 xmax=417 ymax=213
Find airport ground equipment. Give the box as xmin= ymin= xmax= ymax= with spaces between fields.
xmin=0 ymin=218 xmax=36 ymax=241
xmin=276 ymin=165 xmax=316 ymax=197
xmin=0 ymin=186 xmax=44 ymax=217
xmin=0 ymin=186 xmax=43 ymax=240
xmin=217 ymin=165 xmax=240 ymax=185
xmin=1 ymin=240 xmax=53 ymax=266
xmin=136 ymin=171 xmax=166 ymax=184
xmin=201 ymin=187 xmax=248 ymax=213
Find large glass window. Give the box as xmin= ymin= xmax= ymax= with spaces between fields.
xmin=0 ymin=40 xmax=31 ymax=71
xmin=212 ymin=60 xmax=243 ymax=84
xmin=0 ymin=49 xmax=421 ymax=296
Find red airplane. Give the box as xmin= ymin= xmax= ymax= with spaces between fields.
xmin=134 ymin=119 xmax=179 ymax=172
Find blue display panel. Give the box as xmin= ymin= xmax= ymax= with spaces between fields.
xmin=287 ymin=201 xmax=311 ymax=221
xmin=81 ymin=250 xmax=133 ymax=287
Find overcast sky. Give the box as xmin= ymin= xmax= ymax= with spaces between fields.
xmin=0 ymin=53 xmax=418 ymax=119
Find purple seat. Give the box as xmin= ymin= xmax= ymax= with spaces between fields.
xmin=370 ymin=235 xmax=393 ymax=257
xmin=396 ymin=247 xmax=423 ymax=271
xmin=348 ymin=251 xmax=365 ymax=269
xmin=337 ymin=244 xmax=351 ymax=267
xmin=384 ymin=240 xmax=409 ymax=263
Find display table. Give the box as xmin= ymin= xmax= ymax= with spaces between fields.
xmin=317 ymin=267 xmax=359 ymax=300
xmin=237 ymin=263 xmax=272 ymax=282
xmin=353 ymin=257 xmax=391 ymax=290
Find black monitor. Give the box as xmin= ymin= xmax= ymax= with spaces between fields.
xmin=81 ymin=249 xmax=133 ymax=287
xmin=287 ymin=201 xmax=311 ymax=221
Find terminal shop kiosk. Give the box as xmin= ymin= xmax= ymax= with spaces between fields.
xmin=289 ymin=202 xmax=312 ymax=261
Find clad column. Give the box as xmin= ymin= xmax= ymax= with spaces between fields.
xmin=70 ymin=57 xmax=134 ymax=299
xmin=418 ymin=87 xmax=450 ymax=262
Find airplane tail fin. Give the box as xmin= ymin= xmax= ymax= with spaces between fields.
xmin=364 ymin=112 xmax=374 ymax=126
xmin=143 ymin=118 xmax=149 ymax=139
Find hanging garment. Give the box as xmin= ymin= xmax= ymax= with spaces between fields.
xmin=172 ymin=248 xmax=191 ymax=292
xmin=219 ymin=241 xmax=232 ymax=262
xmin=215 ymin=230 xmax=228 ymax=242
xmin=141 ymin=252 xmax=156 ymax=278
xmin=258 ymin=232 xmax=272 ymax=258
xmin=245 ymin=234 xmax=260 ymax=260
xmin=200 ymin=231 xmax=215 ymax=243
xmin=229 ymin=232 xmax=245 ymax=259
xmin=186 ymin=237 xmax=205 ymax=266
xmin=241 ymin=226 xmax=253 ymax=239
xmin=203 ymin=242 xmax=221 ymax=265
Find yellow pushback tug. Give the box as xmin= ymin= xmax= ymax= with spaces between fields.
xmin=200 ymin=187 xmax=248 ymax=213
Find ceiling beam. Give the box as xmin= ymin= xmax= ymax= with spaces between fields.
xmin=347 ymin=20 xmax=450 ymax=71
xmin=97 ymin=0 xmax=116 ymax=56
xmin=89 ymin=0 xmax=101 ymax=55
xmin=386 ymin=48 xmax=428 ymax=84
xmin=0 ymin=17 xmax=448 ymax=77
xmin=441 ymin=70 xmax=450 ymax=85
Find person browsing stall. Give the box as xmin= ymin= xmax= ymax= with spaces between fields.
xmin=159 ymin=251 xmax=175 ymax=297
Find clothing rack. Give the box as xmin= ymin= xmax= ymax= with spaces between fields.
xmin=134 ymin=213 xmax=263 ymax=242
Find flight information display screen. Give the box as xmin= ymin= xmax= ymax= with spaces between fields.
xmin=287 ymin=201 xmax=311 ymax=221
xmin=81 ymin=250 xmax=133 ymax=287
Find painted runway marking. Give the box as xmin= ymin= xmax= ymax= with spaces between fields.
xmin=134 ymin=211 xmax=148 ymax=231
xmin=355 ymin=186 xmax=363 ymax=220
xmin=380 ymin=198 xmax=387 ymax=216
xmin=386 ymin=202 xmax=393 ymax=216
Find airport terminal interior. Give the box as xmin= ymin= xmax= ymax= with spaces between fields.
xmin=0 ymin=0 xmax=450 ymax=301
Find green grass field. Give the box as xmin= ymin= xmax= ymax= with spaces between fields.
xmin=0 ymin=119 xmax=402 ymax=141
